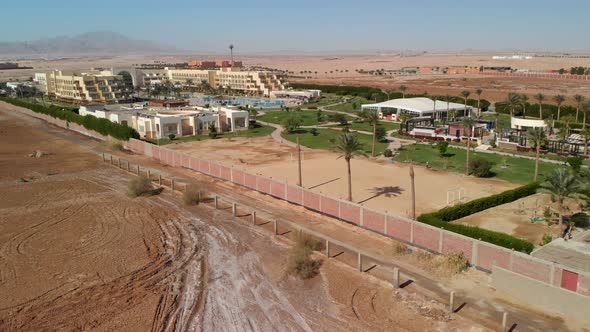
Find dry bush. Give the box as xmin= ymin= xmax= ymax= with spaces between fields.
xmin=392 ymin=241 xmax=408 ymax=255
xmin=183 ymin=184 xmax=200 ymax=205
xmin=286 ymin=232 xmax=322 ymax=279
xmin=128 ymin=176 xmax=152 ymax=197
xmin=103 ymin=140 xmax=123 ymax=151
xmin=435 ymin=252 xmax=469 ymax=275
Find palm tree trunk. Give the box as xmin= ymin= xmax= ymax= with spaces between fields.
xmin=465 ymin=137 xmax=471 ymax=176
xmin=297 ymin=137 xmax=302 ymax=187
xmin=371 ymin=123 xmax=376 ymax=157
xmin=534 ymin=144 xmax=540 ymax=181
xmin=477 ymin=97 xmax=481 ymax=117
xmin=576 ymin=106 xmax=580 ymax=122
xmin=539 ymin=104 xmax=543 ymax=119
xmin=557 ymin=106 xmax=561 ymax=120
xmin=346 ymin=158 xmax=353 ymax=201
xmin=584 ymin=111 xmax=587 ymax=130
xmin=410 ymin=164 xmax=416 ymax=219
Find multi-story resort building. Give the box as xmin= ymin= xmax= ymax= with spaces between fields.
xmin=79 ymin=103 xmax=249 ymax=139
xmin=39 ymin=69 xmax=133 ymax=104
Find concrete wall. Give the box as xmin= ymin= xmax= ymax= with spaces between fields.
xmin=491 ymin=266 xmax=590 ymax=323
xmin=7 ymin=102 xmax=590 ymax=303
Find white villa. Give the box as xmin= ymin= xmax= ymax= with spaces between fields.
xmin=79 ymin=103 xmax=249 ymax=139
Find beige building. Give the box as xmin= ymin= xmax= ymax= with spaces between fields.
xmin=39 ymin=70 xmax=133 ymax=104
xmin=167 ymin=67 xmax=285 ymax=96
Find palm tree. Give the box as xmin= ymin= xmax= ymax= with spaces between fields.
xmin=399 ymin=85 xmax=407 ymax=98
xmin=574 ymin=95 xmax=585 ymax=122
xmin=534 ymin=93 xmax=545 ymax=119
xmin=583 ymin=101 xmax=590 ymax=130
xmin=538 ymin=168 xmax=586 ymax=226
xmin=449 ymin=109 xmax=457 ymax=122
xmin=398 ymin=110 xmax=410 ymax=133
xmin=461 ymin=90 xmax=471 ymax=117
xmin=363 ymin=109 xmax=380 ymax=157
xmin=505 ymin=93 xmax=521 ymax=117
xmin=521 ymin=94 xmax=529 ymax=118
xmin=475 ymin=88 xmax=483 ymax=116
xmin=409 ymin=164 xmax=416 ymax=219
xmin=335 ymin=133 xmax=366 ymax=201
xmin=462 ymin=117 xmax=475 ymax=175
xmin=528 ymin=128 xmax=547 ymax=181
xmin=250 ymin=109 xmax=258 ymax=121
xmin=554 ymin=95 xmax=566 ymax=120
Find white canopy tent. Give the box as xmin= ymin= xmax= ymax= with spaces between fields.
xmin=361 ymin=97 xmax=472 ymax=120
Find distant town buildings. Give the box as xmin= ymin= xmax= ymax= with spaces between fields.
xmin=79 ymin=103 xmax=249 ymax=139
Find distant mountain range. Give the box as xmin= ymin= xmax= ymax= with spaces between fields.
xmin=0 ymin=31 xmax=175 ymax=56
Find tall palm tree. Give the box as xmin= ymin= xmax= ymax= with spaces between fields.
xmin=554 ymin=94 xmax=566 ymax=120
xmin=399 ymin=85 xmax=407 ymax=98
xmin=583 ymin=101 xmax=590 ymax=130
xmin=409 ymin=164 xmax=416 ymax=219
xmin=363 ymin=109 xmax=380 ymax=157
xmin=528 ymin=128 xmax=547 ymax=181
xmin=335 ymin=133 xmax=366 ymax=201
xmin=449 ymin=109 xmax=457 ymax=122
xmin=462 ymin=117 xmax=475 ymax=175
xmin=574 ymin=95 xmax=585 ymax=122
xmin=475 ymin=88 xmax=483 ymax=116
xmin=505 ymin=92 xmax=521 ymax=117
xmin=461 ymin=90 xmax=471 ymax=117
xmin=538 ymin=168 xmax=586 ymax=226
xmin=534 ymin=93 xmax=545 ymax=119
xmin=398 ymin=110 xmax=410 ymax=133
xmin=521 ymin=94 xmax=529 ymax=118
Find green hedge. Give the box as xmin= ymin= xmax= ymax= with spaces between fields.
xmin=417 ymin=182 xmax=539 ymax=253
xmin=0 ymin=97 xmax=139 ymax=141
xmin=494 ymin=101 xmax=578 ymax=120
xmin=290 ymin=83 xmax=491 ymax=110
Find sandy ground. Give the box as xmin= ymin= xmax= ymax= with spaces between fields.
xmin=455 ymin=193 xmax=577 ymax=246
xmin=0 ymin=103 xmax=491 ymax=330
xmin=168 ymin=136 xmax=516 ymax=217
xmin=3 ymin=53 xmax=589 ymax=104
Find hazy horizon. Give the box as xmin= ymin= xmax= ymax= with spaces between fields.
xmin=2 ymin=0 xmax=590 ymax=53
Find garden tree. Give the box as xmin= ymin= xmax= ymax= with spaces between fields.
xmin=520 ymin=94 xmax=529 ymax=118
xmin=553 ymin=94 xmax=566 ymax=120
xmin=362 ymin=109 xmax=380 ymax=157
xmin=375 ymin=126 xmax=387 ymax=142
xmin=475 ymin=88 xmax=483 ymax=116
xmin=566 ymin=156 xmax=583 ymax=173
xmin=370 ymin=93 xmax=380 ymax=102
xmin=538 ymin=168 xmax=587 ymax=227
xmin=583 ymin=101 xmax=590 ymax=130
xmin=436 ymin=140 xmax=449 ymax=157
xmin=334 ymin=133 xmax=366 ymax=201
xmin=282 ymin=114 xmax=302 ymax=133
xmin=399 ymin=85 xmax=407 ymax=98
xmin=461 ymin=90 xmax=471 ymax=117
xmin=528 ymin=127 xmax=547 ymax=181
xmin=462 ymin=117 xmax=475 ymax=176
xmin=208 ymin=123 xmax=218 ymax=138
xmin=574 ymin=94 xmax=585 ymax=122
xmin=398 ymin=110 xmax=410 ymax=133
xmin=534 ymin=93 xmax=545 ymax=119
xmin=448 ymin=109 xmax=457 ymax=122
xmin=316 ymin=109 xmax=323 ymax=123
xmin=249 ymin=109 xmax=258 ymax=122
xmin=329 ymin=113 xmax=348 ymax=126
xmin=505 ymin=92 xmax=521 ymax=117
xmin=469 ymin=158 xmax=493 ymax=177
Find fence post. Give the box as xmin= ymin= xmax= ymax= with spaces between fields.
xmin=357 ymin=252 xmax=362 ymax=272
xmin=393 ymin=267 xmax=400 ymax=288
xmin=502 ymin=312 xmax=508 ymax=332
xmin=110 ymin=155 xmax=113 ymax=164
xmin=325 ymin=240 xmax=330 ymax=257
xmin=147 ymin=169 xmax=151 ymax=180
xmin=273 ymin=220 xmax=278 ymax=235
xmin=251 ymin=211 xmax=256 ymax=225
xmin=198 ymin=190 xmax=202 ymax=202
xmin=127 ymin=161 xmax=130 ymax=172
xmin=159 ymin=174 xmax=162 ymax=185
xmin=136 ymin=165 xmax=140 ymax=175
xmin=102 ymin=152 xmax=105 ymax=162
xmin=118 ymin=158 xmax=121 ymax=168
xmin=171 ymin=179 xmax=175 ymax=191
xmin=449 ymin=291 xmax=455 ymax=313
xmin=232 ymin=203 xmax=237 ymax=216
xmin=214 ymin=196 xmax=219 ymax=209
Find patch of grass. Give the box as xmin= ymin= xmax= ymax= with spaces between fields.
xmin=303 ymin=94 xmax=344 ymax=108
xmin=127 ymin=176 xmax=153 ymax=197
xmin=183 ymin=184 xmax=200 ymax=205
xmin=392 ymin=241 xmax=408 ymax=255
xmin=286 ymin=232 xmax=322 ymax=279
xmin=104 ymin=140 xmax=123 ymax=151
xmin=394 ymin=143 xmax=559 ymax=183
xmin=325 ymin=96 xmax=372 ymax=113
xmin=328 ymin=120 xmax=399 ymax=132
xmin=282 ymin=128 xmax=388 ymax=155
xmin=149 ymin=124 xmax=275 ymax=145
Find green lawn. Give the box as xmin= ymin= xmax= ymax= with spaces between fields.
xmin=149 ymin=124 xmax=275 ymax=145
xmin=282 ymin=128 xmax=389 ymax=155
xmin=303 ymin=94 xmax=344 ymax=108
xmin=258 ymin=110 xmax=354 ymax=126
xmin=328 ymin=120 xmax=399 ymax=132
xmin=325 ymin=96 xmax=372 ymax=113
xmin=393 ymin=144 xmax=562 ymax=183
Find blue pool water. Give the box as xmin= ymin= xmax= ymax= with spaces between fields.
xmin=195 ymin=96 xmax=287 ymax=108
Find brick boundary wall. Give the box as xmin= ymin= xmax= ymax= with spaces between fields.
xmin=6 ymin=104 xmax=590 ymax=300
xmin=479 ymin=71 xmax=590 ymax=80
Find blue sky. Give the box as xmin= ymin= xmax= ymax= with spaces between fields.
xmin=2 ymin=0 xmax=589 ymax=52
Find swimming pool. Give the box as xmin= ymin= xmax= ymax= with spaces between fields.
xmin=193 ymin=96 xmax=288 ymax=108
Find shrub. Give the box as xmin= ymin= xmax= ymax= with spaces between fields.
xmin=383 ymin=148 xmax=393 ymax=158
xmin=107 ymin=141 xmax=123 ymax=151
xmin=286 ymin=232 xmax=322 ymax=279
xmin=469 ymin=157 xmax=493 ymax=177
xmin=282 ymin=114 xmax=302 ymax=133
xmin=310 ymin=128 xmax=319 ymax=136
xmin=128 ymin=176 xmax=153 ymax=197
xmin=567 ymin=156 xmax=583 ymax=172
xmin=540 ymin=233 xmax=553 ymax=246
xmin=183 ymin=184 xmax=200 ymax=205
xmin=392 ymin=241 xmax=408 ymax=255
xmin=0 ymin=97 xmax=139 ymax=140
xmin=208 ymin=123 xmax=218 ymax=138
xmin=436 ymin=141 xmax=449 ymax=156
xmin=329 ymin=113 xmax=348 ymax=126
xmin=168 ymin=133 xmax=176 ymax=141
xmin=375 ymin=126 xmax=387 ymax=141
